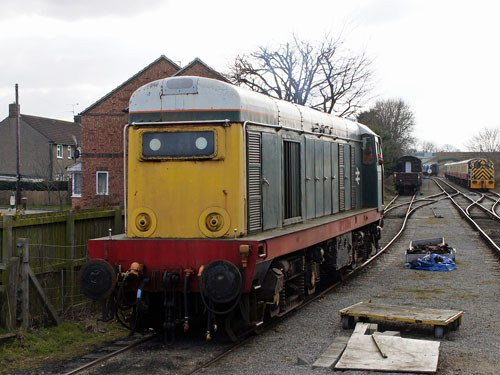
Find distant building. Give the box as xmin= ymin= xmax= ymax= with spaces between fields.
xmin=76 ymin=55 xmax=227 ymax=209
xmin=0 ymin=104 xmax=81 ymax=182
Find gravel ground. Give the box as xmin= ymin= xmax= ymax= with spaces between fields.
xmin=31 ymin=178 xmax=499 ymax=375
xmin=197 ymin=178 xmax=500 ymax=375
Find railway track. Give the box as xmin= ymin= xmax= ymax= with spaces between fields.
xmin=61 ymin=194 xmax=443 ymax=375
xmin=433 ymin=177 xmax=500 ymax=255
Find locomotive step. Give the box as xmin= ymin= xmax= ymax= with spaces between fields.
xmin=339 ymin=301 xmax=463 ymax=339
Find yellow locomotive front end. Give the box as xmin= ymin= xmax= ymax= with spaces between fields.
xmin=469 ymin=159 xmax=495 ymax=190
xmin=127 ymin=124 xmax=246 ymax=238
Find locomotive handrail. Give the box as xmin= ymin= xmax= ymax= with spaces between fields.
xmin=130 ymin=119 xmax=231 ymax=127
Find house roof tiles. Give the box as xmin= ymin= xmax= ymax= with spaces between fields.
xmin=21 ymin=114 xmax=81 ymax=145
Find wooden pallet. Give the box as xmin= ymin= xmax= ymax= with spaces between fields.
xmin=339 ymin=301 xmax=463 ymax=339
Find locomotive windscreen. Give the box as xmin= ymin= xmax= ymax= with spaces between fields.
xmin=142 ymin=131 xmax=215 ymax=158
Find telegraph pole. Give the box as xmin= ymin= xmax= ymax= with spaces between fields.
xmin=15 ymin=84 xmax=21 ymax=209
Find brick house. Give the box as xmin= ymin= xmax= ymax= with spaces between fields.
xmin=76 ymin=56 xmax=227 ymax=209
xmin=0 ymin=104 xmax=81 ymax=182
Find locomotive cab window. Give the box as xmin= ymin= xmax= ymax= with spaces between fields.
xmin=141 ymin=131 xmax=216 ymax=159
xmin=361 ymin=135 xmax=375 ymax=165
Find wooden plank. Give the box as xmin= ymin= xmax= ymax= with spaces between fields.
xmin=335 ymin=334 xmax=440 ymax=373
xmin=0 ymin=333 xmax=16 ymax=342
xmin=372 ymin=333 xmax=388 ymax=358
xmin=6 ymin=257 xmax=20 ymax=331
xmin=2 ymin=216 xmax=13 ymax=264
xmin=352 ymin=322 xmax=378 ymax=336
xmin=379 ymin=330 xmax=401 ymax=337
xmin=27 ymin=266 xmax=61 ymax=325
xmin=20 ymin=239 xmax=29 ymax=329
xmin=312 ymin=336 xmax=349 ymax=368
xmin=339 ymin=301 xmax=463 ymax=326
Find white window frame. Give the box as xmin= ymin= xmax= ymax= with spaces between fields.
xmin=72 ymin=172 xmax=82 ymax=198
xmin=67 ymin=145 xmax=72 ymax=159
xmin=96 ymin=171 xmax=109 ymax=195
xmin=57 ymin=145 xmax=63 ymax=159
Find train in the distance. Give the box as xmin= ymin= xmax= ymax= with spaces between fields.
xmin=444 ymin=158 xmax=495 ymax=190
xmin=393 ymin=155 xmax=423 ymax=193
xmin=79 ymin=76 xmax=384 ymax=341
xmin=423 ymin=163 xmax=439 ymax=176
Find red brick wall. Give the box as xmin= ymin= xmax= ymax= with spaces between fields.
xmin=79 ymin=58 xmax=226 ymax=208
xmin=80 ymin=59 xmax=180 ymax=208
xmin=177 ymin=63 xmax=227 ymax=80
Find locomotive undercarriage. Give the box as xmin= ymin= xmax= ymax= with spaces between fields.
xmin=102 ymin=223 xmax=380 ymax=342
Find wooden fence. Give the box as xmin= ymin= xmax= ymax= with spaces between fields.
xmin=0 ymin=207 xmax=123 ymax=330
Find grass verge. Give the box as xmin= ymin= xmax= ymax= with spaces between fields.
xmin=0 ymin=318 xmax=129 ymax=374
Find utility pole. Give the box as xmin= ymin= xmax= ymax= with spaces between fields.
xmin=15 ymin=84 xmax=21 ymax=209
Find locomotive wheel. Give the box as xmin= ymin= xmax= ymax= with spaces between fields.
xmin=224 ymin=310 xmax=251 ymax=342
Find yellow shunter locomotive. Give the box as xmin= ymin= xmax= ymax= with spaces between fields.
xmin=444 ymin=158 xmax=495 ymax=190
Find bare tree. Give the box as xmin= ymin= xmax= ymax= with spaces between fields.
xmin=465 ymin=127 xmax=500 ymax=152
xmin=440 ymin=144 xmax=461 ymax=152
xmin=418 ymin=140 xmax=438 ymax=152
xmin=227 ymin=35 xmax=373 ymax=117
xmin=357 ymin=99 xmax=416 ymax=173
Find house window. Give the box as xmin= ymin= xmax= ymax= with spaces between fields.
xmin=68 ymin=145 xmax=72 ymax=159
xmin=72 ymin=172 xmax=82 ymax=197
xmin=57 ymin=145 xmax=63 ymax=159
xmin=96 ymin=171 xmax=109 ymax=195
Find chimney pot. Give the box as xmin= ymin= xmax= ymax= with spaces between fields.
xmin=9 ymin=103 xmax=20 ymax=118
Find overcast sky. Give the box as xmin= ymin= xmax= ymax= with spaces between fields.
xmin=1 ymin=0 xmax=499 ymax=150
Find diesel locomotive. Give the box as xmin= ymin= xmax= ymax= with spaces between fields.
xmin=393 ymin=155 xmax=423 ymax=193
xmin=79 ymin=76 xmax=384 ymax=341
xmin=444 ymin=158 xmax=495 ymax=190
xmin=423 ymin=163 xmax=439 ymax=176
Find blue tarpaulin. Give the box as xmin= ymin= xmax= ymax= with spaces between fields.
xmin=408 ymin=253 xmax=457 ymax=271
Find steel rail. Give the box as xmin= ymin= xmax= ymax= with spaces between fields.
xmin=384 ymin=192 xmax=445 ymax=215
xmin=432 ymin=178 xmax=500 ymax=255
xmin=62 ymin=333 xmax=156 ymax=375
xmin=435 ymin=178 xmax=500 ymax=221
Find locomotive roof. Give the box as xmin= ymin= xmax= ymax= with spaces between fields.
xmin=444 ymin=158 xmax=493 ymax=166
xmin=396 ymin=155 xmax=422 ymax=163
xmin=129 ymin=76 xmax=376 ymax=139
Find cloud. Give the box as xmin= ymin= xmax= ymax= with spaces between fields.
xmin=355 ymin=0 xmax=416 ymax=27
xmin=0 ymin=0 xmax=167 ymax=20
